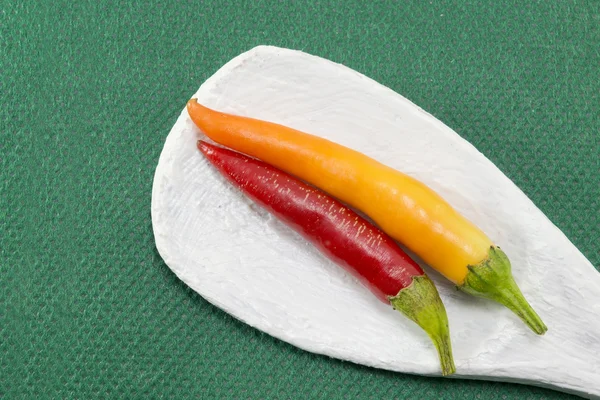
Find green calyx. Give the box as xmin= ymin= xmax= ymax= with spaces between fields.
xmin=458 ymin=246 xmax=547 ymax=335
xmin=388 ymin=275 xmax=456 ymax=376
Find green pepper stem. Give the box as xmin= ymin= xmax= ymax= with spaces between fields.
xmin=458 ymin=246 xmax=547 ymax=335
xmin=389 ymin=275 xmax=456 ymax=376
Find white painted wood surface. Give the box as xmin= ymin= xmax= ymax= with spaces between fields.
xmin=151 ymin=46 xmax=600 ymax=399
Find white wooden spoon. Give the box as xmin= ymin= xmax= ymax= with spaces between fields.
xmin=151 ymin=46 xmax=600 ymax=399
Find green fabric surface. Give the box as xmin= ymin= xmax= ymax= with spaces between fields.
xmin=2 ymin=0 xmax=599 ymax=398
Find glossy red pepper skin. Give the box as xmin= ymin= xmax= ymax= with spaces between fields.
xmin=198 ymin=140 xmax=424 ymax=302
xmin=198 ymin=140 xmax=455 ymax=376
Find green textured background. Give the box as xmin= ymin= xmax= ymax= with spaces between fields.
xmin=2 ymin=0 xmax=599 ymax=398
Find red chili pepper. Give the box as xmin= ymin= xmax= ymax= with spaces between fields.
xmin=198 ymin=140 xmax=456 ymax=376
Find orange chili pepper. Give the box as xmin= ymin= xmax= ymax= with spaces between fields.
xmin=187 ymin=99 xmax=547 ymax=335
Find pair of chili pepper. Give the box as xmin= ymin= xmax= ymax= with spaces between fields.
xmin=188 ymin=98 xmax=547 ymax=376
